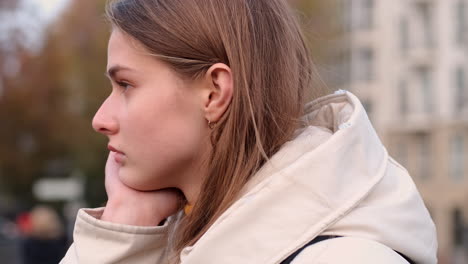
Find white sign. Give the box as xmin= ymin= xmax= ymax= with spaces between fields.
xmin=33 ymin=177 xmax=84 ymax=201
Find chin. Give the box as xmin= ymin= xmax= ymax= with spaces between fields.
xmin=118 ymin=169 xmax=162 ymax=191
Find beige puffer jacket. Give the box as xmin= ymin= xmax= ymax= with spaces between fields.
xmin=61 ymin=90 xmax=438 ymax=263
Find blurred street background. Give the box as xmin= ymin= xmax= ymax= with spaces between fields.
xmin=0 ymin=0 xmax=466 ymax=263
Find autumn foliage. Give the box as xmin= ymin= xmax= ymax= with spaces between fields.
xmin=0 ymin=0 xmax=109 ymax=206
xmin=0 ymin=0 xmax=340 ymax=207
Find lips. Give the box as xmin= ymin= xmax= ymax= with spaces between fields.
xmin=108 ymin=144 xmax=124 ymax=154
xmin=108 ymin=144 xmax=126 ymax=164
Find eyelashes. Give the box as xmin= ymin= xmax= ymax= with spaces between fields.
xmin=116 ymin=81 xmax=132 ymax=91
xmin=104 ymin=73 xmax=134 ymax=94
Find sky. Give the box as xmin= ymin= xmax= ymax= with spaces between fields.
xmin=0 ymin=0 xmax=71 ymax=83
xmin=36 ymin=0 xmax=71 ymax=23
xmin=0 ymin=0 xmax=71 ymax=53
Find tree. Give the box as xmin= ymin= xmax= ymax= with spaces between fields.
xmin=0 ymin=0 xmax=342 ymax=208
xmin=290 ymin=0 xmax=345 ymax=90
xmin=0 ymin=0 xmax=17 ymax=10
xmin=0 ymin=0 xmax=110 ymax=207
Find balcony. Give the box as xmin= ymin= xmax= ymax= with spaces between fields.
xmin=389 ymin=111 xmax=435 ymax=135
xmin=408 ymin=46 xmax=435 ymax=68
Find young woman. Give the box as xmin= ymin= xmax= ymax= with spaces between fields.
xmin=61 ymin=0 xmax=438 ymax=263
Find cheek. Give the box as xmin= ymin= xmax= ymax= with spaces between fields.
xmin=119 ymin=94 xmax=207 ymax=190
xmin=120 ymin=122 xmax=206 ymax=191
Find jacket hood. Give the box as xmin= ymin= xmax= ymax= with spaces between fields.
xmin=180 ymin=90 xmax=438 ymax=263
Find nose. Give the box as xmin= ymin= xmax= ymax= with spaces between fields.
xmin=92 ymin=97 xmax=119 ymax=135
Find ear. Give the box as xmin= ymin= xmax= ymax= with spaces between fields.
xmin=202 ymin=63 xmax=233 ymax=123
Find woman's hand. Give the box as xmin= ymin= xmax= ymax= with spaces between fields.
xmin=101 ymin=152 xmax=183 ymax=226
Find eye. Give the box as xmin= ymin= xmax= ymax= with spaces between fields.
xmin=116 ymin=81 xmax=132 ymax=91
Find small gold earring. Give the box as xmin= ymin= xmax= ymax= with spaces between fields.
xmin=208 ymin=120 xmax=216 ymax=129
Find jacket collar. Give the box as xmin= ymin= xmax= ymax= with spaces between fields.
xmin=180 ymin=91 xmax=389 ymax=263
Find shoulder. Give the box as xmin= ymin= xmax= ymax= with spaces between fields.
xmin=290 ymin=237 xmax=410 ymax=264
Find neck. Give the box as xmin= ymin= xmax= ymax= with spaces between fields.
xmin=176 ymin=135 xmax=212 ymax=208
xmin=180 ymin=178 xmax=203 ymax=206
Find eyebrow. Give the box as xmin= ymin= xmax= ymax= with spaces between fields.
xmin=105 ymin=65 xmax=135 ymax=79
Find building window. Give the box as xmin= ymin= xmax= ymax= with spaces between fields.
xmin=360 ymin=0 xmax=374 ymax=30
xmin=342 ymin=0 xmax=353 ymax=32
xmin=399 ymin=80 xmax=409 ymax=116
xmin=354 ymin=47 xmax=374 ymax=82
xmin=455 ymin=66 xmax=467 ymax=114
xmin=456 ymin=0 xmax=467 ymax=45
xmin=361 ymin=100 xmax=373 ymax=121
xmin=415 ymin=2 xmax=434 ymax=49
xmin=450 ymin=134 xmax=465 ymax=182
xmin=396 ymin=141 xmax=409 ymax=168
xmin=453 ymin=208 xmax=465 ymax=246
xmin=335 ymin=49 xmax=351 ymax=87
xmin=400 ymin=17 xmax=410 ymax=54
xmin=351 ymin=0 xmax=374 ymax=31
xmin=415 ymin=67 xmax=433 ymax=114
xmin=417 ymin=134 xmax=431 ymax=180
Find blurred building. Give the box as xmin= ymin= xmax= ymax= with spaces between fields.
xmin=339 ymin=0 xmax=468 ymax=263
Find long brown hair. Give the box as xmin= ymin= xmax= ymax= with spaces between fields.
xmin=105 ymin=0 xmax=329 ymax=261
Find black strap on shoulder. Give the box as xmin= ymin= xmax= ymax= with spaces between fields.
xmin=280 ymin=236 xmax=341 ymax=264
xmin=397 ymin=252 xmax=416 ymax=264
xmin=280 ymin=236 xmax=416 ymax=264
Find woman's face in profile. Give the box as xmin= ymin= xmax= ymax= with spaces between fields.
xmin=92 ymin=30 xmax=208 ymax=191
